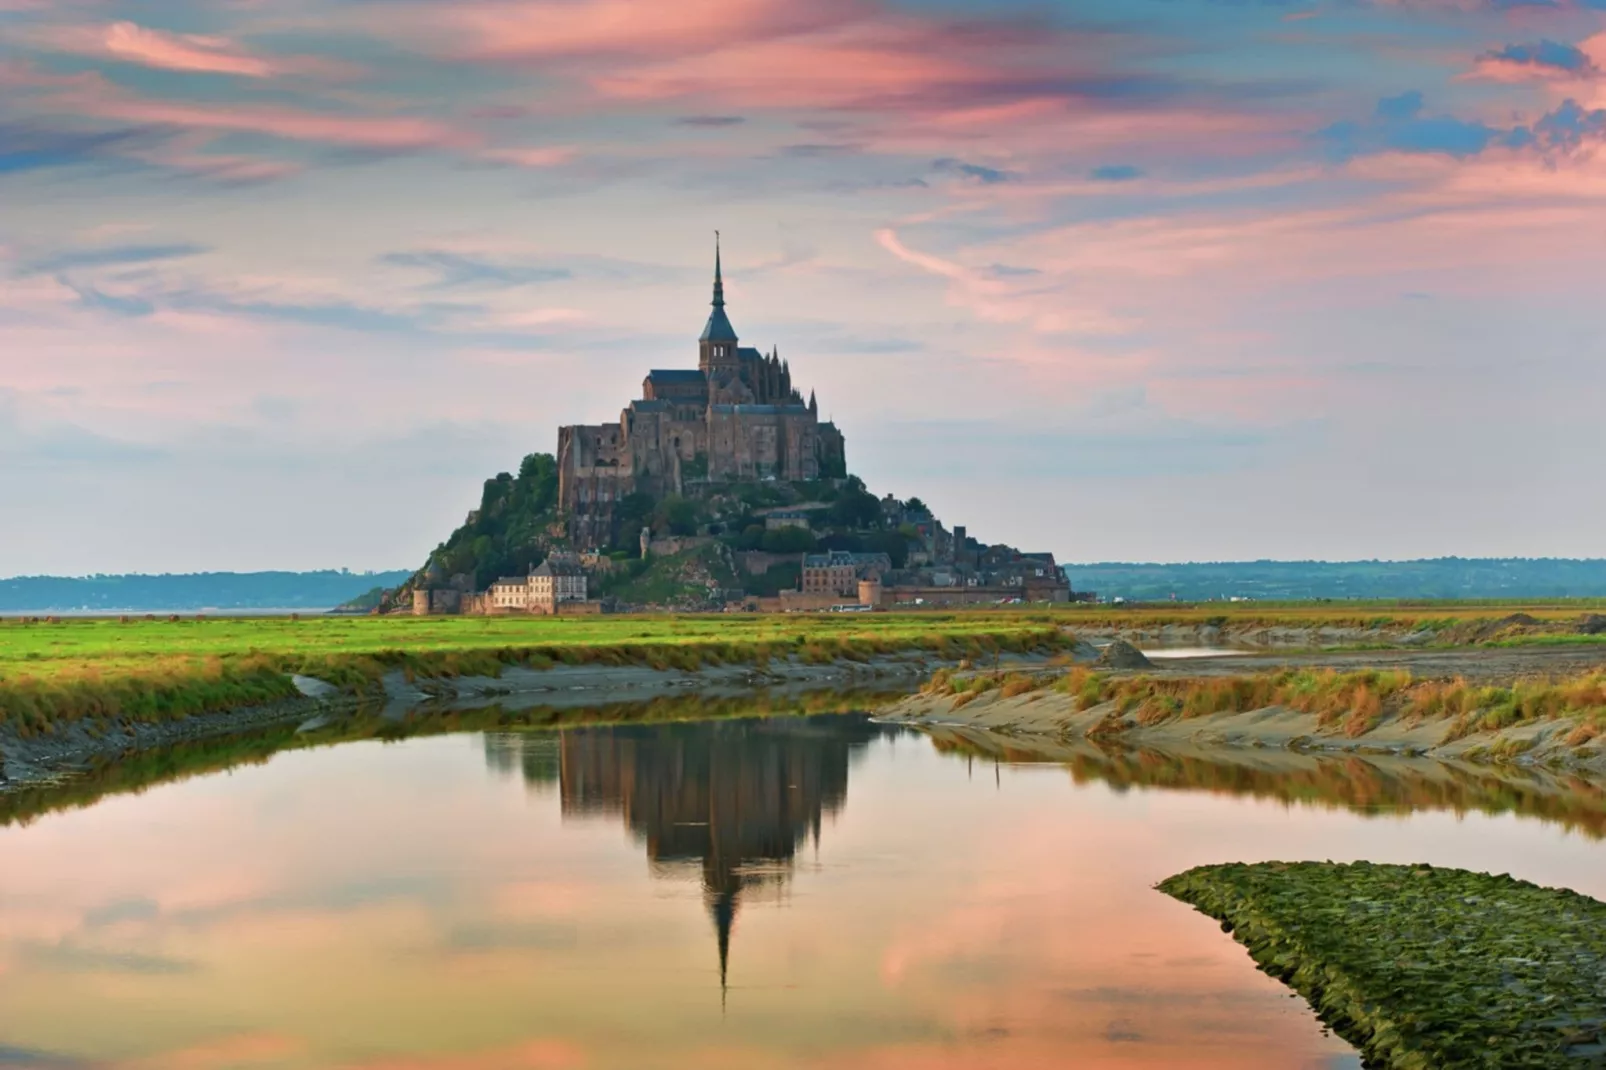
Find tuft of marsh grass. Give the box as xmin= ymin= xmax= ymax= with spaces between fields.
xmin=924 ymin=665 xmax=1606 ymax=742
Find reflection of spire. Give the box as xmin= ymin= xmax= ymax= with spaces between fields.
xmin=711 ymin=887 xmax=736 ymax=1012
xmin=511 ymin=715 xmax=892 ymax=1006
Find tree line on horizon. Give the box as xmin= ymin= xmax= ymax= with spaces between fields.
xmin=9 ymin=558 xmax=1606 ymax=613
xmin=1064 ymin=558 xmax=1606 ymax=602
xmin=0 ymin=570 xmax=414 ymax=612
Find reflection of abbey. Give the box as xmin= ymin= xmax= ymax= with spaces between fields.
xmin=558 ymin=240 xmax=846 ymax=548
xmin=484 ymin=717 xmax=888 ymax=999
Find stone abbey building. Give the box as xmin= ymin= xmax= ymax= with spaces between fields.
xmin=558 ymin=241 xmax=846 ymax=547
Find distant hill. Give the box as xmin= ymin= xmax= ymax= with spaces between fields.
xmin=1063 ymin=558 xmax=1606 ymax=603
xmin=0 ymin=571 xmax=414 ymax=613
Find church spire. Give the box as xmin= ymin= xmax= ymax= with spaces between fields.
xmin=712 ymin=231 xmax=725 ymax=309
xmin=699 ymin=231 xmax=738 ymax=347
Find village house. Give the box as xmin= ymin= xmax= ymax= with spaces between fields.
xmin=484 ymin=555 xmax=589 ymax=615
xmin=801 ymin=551 xmax=892 ymax=598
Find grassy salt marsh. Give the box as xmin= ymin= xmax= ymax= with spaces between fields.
xmin=0 ymin=612 xmax=1072 ymax=731
xmin=3 ymin=602 xmax=1602 ymax=735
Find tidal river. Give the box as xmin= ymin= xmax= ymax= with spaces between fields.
xmin=2 ymin=711 xmax=1604 ymax=1069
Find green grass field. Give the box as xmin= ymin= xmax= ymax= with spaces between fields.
xmin=0 ymin=611 xmax=1069 ymax=679
xmin=0 ymin=611 xmax=1074 ymax=730
xmin=3 ymin=600 xmax=1599 ymax=678
xmin=1 ymin=602 xmax=1600 ymax=732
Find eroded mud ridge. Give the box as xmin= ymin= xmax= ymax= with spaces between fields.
xmin=884 ymin=646 xmax=1606 ymax=775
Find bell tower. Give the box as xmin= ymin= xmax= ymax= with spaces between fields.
xmin=699 ymin=232 xmax=740 ymax=375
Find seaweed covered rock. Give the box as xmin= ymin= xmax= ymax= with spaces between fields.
xmin=1159 ymin=861 xmax=1606 ymax=1069
xmin=1096 ymin=639 xmax=1153 ymax=669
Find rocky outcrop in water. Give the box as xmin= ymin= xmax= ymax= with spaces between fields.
xmin=1097 ymin=640 xmax=1153 ymax=669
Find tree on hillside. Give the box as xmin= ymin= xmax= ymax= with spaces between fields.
xmin=760 ymin=527 xmax=818 ymax=553
xmin=428 ymin=452 xmax=564 ymax=587
xmin=613 ymin=491 xmax=657 ymax=550
xmin=829 ymin=476 xmax=881 ymax=530
xmin=652 ymin=495 xmax=701 ymax=537
xmin=862 ymin=529 xmax=910 ymax=569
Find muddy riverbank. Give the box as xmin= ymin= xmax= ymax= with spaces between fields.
xmin=882 ymin=646 xmax=1606 ymax=776
xmin=0 ymin=652 xmax=981 ymax=790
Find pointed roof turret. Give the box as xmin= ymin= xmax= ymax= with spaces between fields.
xmin=808 ymin=389 xmax=818 ymax=415
xmin=700 ymin=232 xmax=738 ymax=344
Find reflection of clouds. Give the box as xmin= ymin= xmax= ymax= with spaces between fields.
xmin=15 ymin=941 xmax=198 ymax=976
xmin=0 ymin=1043 xmax=93 ymax=1069
xmin=9 ymin=726 xmax=1600 ymax=1069
xmin=330 ymin=1038 xmax=586 ymax=1070
xmin=440 ymin=921 xmax=578 ymax=952
xmin=110 ymin=1033 xmax=305 ymax=1070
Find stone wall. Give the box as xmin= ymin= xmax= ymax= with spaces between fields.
xmin=647 ymin=534 xmax=715 ymax=557
xmin=884 ymin=585 xmax=1029 ymax=606
xmin=736 ymin=550 xmax=805 ymax=576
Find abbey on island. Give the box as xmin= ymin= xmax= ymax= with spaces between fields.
xmin=558 ymin=239 xmax=847 ymax=548
xmin=399 ymin=237 xmax=1076 ymax=616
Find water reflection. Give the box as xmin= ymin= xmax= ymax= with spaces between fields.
xmin=1 ymin=710 xmax=1603 ymax=1069
xmin=485 ymin=717 xmax=893 ymax=999
xmin=921 ymin=724 xmax=1606 ymax=838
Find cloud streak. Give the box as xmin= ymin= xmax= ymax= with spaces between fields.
xmin=32 ymin=22 xmax=279 ymax=78
xmin=1470 ymin=40 xmax=1601 ymax=83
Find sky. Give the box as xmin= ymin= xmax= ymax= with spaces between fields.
xmin=3 ymin=0 xmax=1605 ymax=574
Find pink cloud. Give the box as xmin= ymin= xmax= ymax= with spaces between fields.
xmin=1469 ymin=55 xmax=1585 ymax=84
xmin=100 ymin=21 xmax=276 ymax=77
xmin=77 ymin=94 xmax=472 ymax=151
xmin=875 ymin=227 xmax=1138 ymax=337
xmin=29 ymin=20 xmax=359 ymax=79
xmin=423 ymin=0 xmax=860 ymax=62
xmin=397 ymin=0 xmax=1133 ymax=122
xmin=590 ymin=25 xmax=1001 ymax=111
xmin=479 ymin=145 xmax=580 ymax=168
xmin=123 ymin=131 xmax=306 ymax=182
